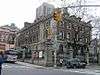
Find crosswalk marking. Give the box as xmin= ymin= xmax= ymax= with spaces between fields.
xmin=61 ymin=69 xmax=100 ymax=75
xmin=2 ymin=64 xmax=31 ymax=69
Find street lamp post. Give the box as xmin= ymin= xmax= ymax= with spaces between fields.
xmin=53 ymin=21 xmax=60 ymax=68
xmin=54 ymin=34 xmax=57 ymax=67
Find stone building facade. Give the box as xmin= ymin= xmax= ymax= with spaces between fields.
xmin=15 ymin=7 xmax=92 ymax=66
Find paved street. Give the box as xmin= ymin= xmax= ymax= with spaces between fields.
xmin=1 ymin=62 xmax=98 ymax=75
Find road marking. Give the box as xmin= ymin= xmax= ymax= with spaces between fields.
xmin=2 ymin=64 xmax=31 ymax=69
xmin=61 ymin=69 xmax=100 ymax=75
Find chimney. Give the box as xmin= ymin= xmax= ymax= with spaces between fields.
xmin=24 ymin=22 xmax=31 ymax=28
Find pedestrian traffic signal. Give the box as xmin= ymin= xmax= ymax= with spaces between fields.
xmin=47 ymin=26 xmax=52 ymax=35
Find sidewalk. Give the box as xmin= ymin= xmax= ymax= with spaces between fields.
xmin=19 ymin=59 xmax=100 ymax=70
xmin=17 ymin=61 xmax=100 ymax=75
xmin=17 ymin=60 xmax=100 ymax=74
xmin=18 ymin=59 xmax=100 ymax=74
xmin=60 ymin=68 xmax=100 ymax=75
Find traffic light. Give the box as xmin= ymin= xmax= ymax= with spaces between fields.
xmin=53 ymin=9 xmax=62 ymax=22
xmin=53 ymin=11 xmax=58 ymax=21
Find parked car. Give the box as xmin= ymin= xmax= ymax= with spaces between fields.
xmin=64 ymin=58 xmax=87 ymax=69
xmin=4 ymin=50 xmax=18 ymax=63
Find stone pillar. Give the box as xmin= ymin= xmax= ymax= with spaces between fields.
xmin=44 ymin=49 xmax=53 ymax=67
xmin=70 ymin=50 xmax=73 ymax=59
xmin=22 ymin=49 xmax=25 ymax=62
xmin=86 ymin=52 xmax=89 ymax=65
xmin=98 ymin=52 xmax=100 ymax=65
xmin=48 ymin=50 xmax=54 ymax=66
xmin=44 ymin=51 xmax=47 ymax=66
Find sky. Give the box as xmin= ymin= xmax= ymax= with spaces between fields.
xmin=0 ymin=0 xmax=45 ymax=29
xmin=0 ymin=0 xmax=100 ymax=29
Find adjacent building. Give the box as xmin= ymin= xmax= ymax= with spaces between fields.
xmin=0 ymin=23 xmax=19 ymax=52
xmin=89 ymin=38 xmax=100 ymax=64
xmin=36 ymin=2 xmax=54 ymax=19
xmin=98 ymin=39 xmax=100 ymax=64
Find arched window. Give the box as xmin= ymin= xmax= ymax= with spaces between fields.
xmin=58 ymin=44 xmax=63 ymax=53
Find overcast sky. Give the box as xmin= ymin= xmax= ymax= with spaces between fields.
xmin=0 ymin=0 xmax=100 ymax=29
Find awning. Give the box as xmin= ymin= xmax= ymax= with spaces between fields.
xmin=0 ymin=49 xmax=5 ymax=52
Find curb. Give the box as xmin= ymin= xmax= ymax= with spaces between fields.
xmin=16 ymin=61 xmax=46 ymax=69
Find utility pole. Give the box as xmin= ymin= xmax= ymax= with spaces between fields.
xmin=54 ymin=33 xmax=57 ymax=67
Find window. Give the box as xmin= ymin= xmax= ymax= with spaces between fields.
xmin=58 ymin=31 xmax=64 ymax=39
xmin=46 ymin=29 xmax=48 ymax=38
xmin=66 ymin=22 xmax=72 ymax=29
xmin=44 ymin=6 xmax=46 ymax=15
xmin=48 ymin=20 xmax=51 ymax=26
xmin=59 ymin=44 xmax=63 ymax=53
xmin=61 ymin=21 xmax=64 ymax=27
xmin=47 ymin=8 xmax=51 ymax=15
xmin=67 ymin=33 xmax=70 ymax=39
xmin=1 ymin=35 xmax=4 ymax=42
xmin=67 ymin=44 xmax=71 ymax=49
xmin=86 ymin=38 xmax=88 ymax=43
xmin=80 ymin=27 xmax=82 ymax=31
xmin=76 ymin=34 xmax=78 ymax=41
xmin=32 ymin=35 xmax=35 ymax=42
xmin=82 ymin=26 xmax=84 ymax=32
xmin=80 ymin=38 xmax=82 ymax=42
xmin=39 ymin=51 xmax=43 ymax=58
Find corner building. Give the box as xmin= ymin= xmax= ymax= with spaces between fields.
xmin=15 ymin=3 xmax=92 ymax=66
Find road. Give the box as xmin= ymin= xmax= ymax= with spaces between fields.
xmin=1 ymin=62 xmax=96 ymax=75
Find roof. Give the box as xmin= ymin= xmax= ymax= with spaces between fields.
xmin=0 ymin=24 xmax=19 ymax=32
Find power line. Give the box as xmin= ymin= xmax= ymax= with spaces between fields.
xmin=66 ymin=5 xmax=100 ymax=8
